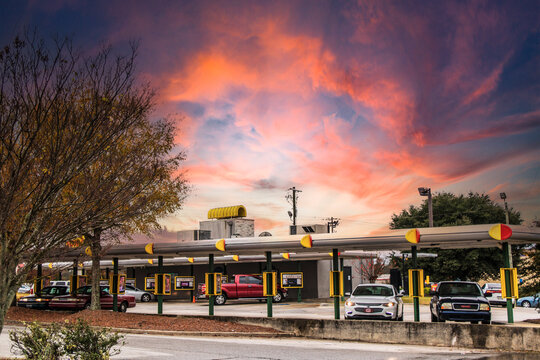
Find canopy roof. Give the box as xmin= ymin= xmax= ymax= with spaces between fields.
xmin=52 ymin=224 xmax=540 ymax=262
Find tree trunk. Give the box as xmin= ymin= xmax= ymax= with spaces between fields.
xmin=0 ymin=254 xmax=26 ymax=335
xmin=90 ymin=229 xmax=103 ymax=310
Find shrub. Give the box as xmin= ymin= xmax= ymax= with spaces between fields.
xmin=9 ymin=319 xmax=125 ymax=360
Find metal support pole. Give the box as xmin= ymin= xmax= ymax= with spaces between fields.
xmin=340 ymin=258 xmax=345 ymax=301
xmin=333 ymin=248 xmax=340 ymax=320
xmin=71 ymin=260 xmax=78 ymax=295
xmin=297 ymin=262 xmax=302 ymax=303
xmin=266 ymin=251 xmax=273 ymax=317
xmin=412 ymin=246 xmax=419 ymax=322
xmin=158 ymin=256 xmax=163 ymax=315
xmin=209 ymin=254 xmax=214 ymax=316
xmin=36 ymin=264 xmax=42 ymax=296
xmin=503 ymin=243 xmax=514 ymax=323
xmin=190 ymin=264 xmax=194 ymax=302
xmin=112 ymin=257 xmax=118 ymax=312
xmin=402 ymin=253 xmax=406 ymax=291
xmin=427 ymin=190 xmax=433 ymax=228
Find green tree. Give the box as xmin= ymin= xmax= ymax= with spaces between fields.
xmin=389 ymin=192 xmax=522 ymax=281
xmin=518 ymin=220 xmax=540 ymax=295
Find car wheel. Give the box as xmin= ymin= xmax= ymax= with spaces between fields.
xmin=522 ymin=300 xmax=531 ymax=308
xmin=481 ymin=320 xmax=490 ymax=325
xmin=272 ymin=291 xmax=283 ymax=303
xmin=214 ymin=293 xmax=227 ymax=305
xmin=119 ymin=301 xmax=128 ymax=313
xmin=470 ymin=321 xmax=479 ymax=324
xmin=141 ymin=293 xmax=151 ymax=302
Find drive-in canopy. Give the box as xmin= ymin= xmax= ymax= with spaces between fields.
xmin=53 ymin=224 xmax=540 ymax=261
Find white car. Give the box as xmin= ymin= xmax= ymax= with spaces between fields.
xmin=344 ymin=284 xmax=404 ymax=321
xmin=124 ymin=284 xmax=155 ymax=302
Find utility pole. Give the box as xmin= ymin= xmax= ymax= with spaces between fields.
xmin=326 ymin=217 xmax=340 ymax=233
xmin=287 ymin=187 xmax=302 ymax=234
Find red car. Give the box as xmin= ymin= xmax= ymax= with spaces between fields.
xmin=49 ymin=285 xmax=136 ymax=312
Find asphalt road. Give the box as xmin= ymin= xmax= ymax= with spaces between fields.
xmin=130 ymin=299 xmax=540 ymax=324
xmin=112 ymin=334 xmax=524 ymax=359
xmin=1 ymin=327 xmax=536 ymax=360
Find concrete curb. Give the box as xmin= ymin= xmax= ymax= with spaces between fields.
xmin=107 ymin=327 xmax=294 ymax=338
xmin=4 ymin=320 xmax=294 ymax=339
xmin=205 ymin=315 xmax=540 ymax=352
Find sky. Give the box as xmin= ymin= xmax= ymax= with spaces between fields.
xmin=2 ymin=0 xmax=539 ymax=240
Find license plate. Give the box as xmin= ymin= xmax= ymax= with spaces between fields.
xmin=364 ymin=308 xmax=372 ymax=313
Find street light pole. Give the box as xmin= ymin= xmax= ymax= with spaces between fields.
xmin=418 ymin=187 xmax=433 ymax=227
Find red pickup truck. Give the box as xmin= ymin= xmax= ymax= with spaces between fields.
xmin=199 ymin=274 xmax=288 ymax=305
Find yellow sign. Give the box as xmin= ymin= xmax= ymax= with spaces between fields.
xmin=282 ymin=253 xmax=290 ymax=260
xmin=500 ymin=268 xmax=518 ymax=299
xmin=188 ymin=257 xmax=194 ymax=263
xmin=204 ymin=273 xmax=222 ymax=296
xmin=329 ymin=271 xmax=343 ymax=297
xmin=300 ymin=234 xmax=312 ymax=248
xmin=215 ymin=239 xmax=226 ymax=252
xmin=232 ymin=255 xmax=239 ymax=262
xmin=405 ymin=229 xmax=420 ymax=244
xmin=263 ymin=272 xmax=277 ymax=297
xmin=408 ymin=269 xmax=424 ymax=297
xmin=145 ymin=243 xmax=154 ymax=255
xmin=489 ymin=224 xmax=513 ymax=241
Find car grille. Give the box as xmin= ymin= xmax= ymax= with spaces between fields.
xmin=354 ymin=307 xmax=383 ymax=313
xmin=453 ymin=303 xmax=479 ymax=311
xmin=354 ymin=303 xmax=384 ymax=306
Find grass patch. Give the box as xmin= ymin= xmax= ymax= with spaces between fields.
xmin=402 ymin=296 xmax=431 ymax=305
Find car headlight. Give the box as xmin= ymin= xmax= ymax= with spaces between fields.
xmin=384 ymin=302 xmax=396 ymax=307
xmin=20 ymin=298 xmax=28 ymax=302
xmin=345 ymin=300 xmax=355 ymax=306
xmin=440 ymin=302 xmax=452 ymax=310
xmin=479 ymin=303 xmax=490 ymax=311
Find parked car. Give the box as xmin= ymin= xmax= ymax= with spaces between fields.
xmin=430 ymin=281 xmax=491 ymax=324
xmin=18 ymin=285 xmax=70 ymax=309
xmin=124 ymin=284 xmax=155 ymax=302
xmin=199 ymin=274 xmax=288 ymax=305
xmin=49 ymin=285 xmax=136 ymax=312
xmin=16 ymin=284 xmax=32 ymax=301
xmin=517 ymin=293 xmax=540 ymax=308
xmin=344 ymin=284 xmax=404 ymax=321
xmin=481 ymin=283 xmax=506 ymax=307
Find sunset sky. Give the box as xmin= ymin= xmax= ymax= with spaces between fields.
xmin=3 ymin=1 xmax=539 ymax=239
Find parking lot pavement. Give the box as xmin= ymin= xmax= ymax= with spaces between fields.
xmin=130 ymin=300 xmax=540 ymax=324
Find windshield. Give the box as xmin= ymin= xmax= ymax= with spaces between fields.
xmin=438 ymin=283 xmax=482 ymax=297
xmin=352 ymin=285 xmax=393 ymax=297
xmin=41 ymin=287 xmax=67 ymax=296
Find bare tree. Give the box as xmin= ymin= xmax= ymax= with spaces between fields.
xmin=78 ymin=117 xmax=189 ymax=309
xmin=354 ymin=254 xmax=386 ymax=283
xmin=0 ymin=32 xmax=156 ymax=333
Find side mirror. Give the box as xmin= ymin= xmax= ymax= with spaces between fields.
xmin=484 ymin=293 xmax=492 ymax=297
xmin=396 ymin=293 xmax=404 ymax=298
